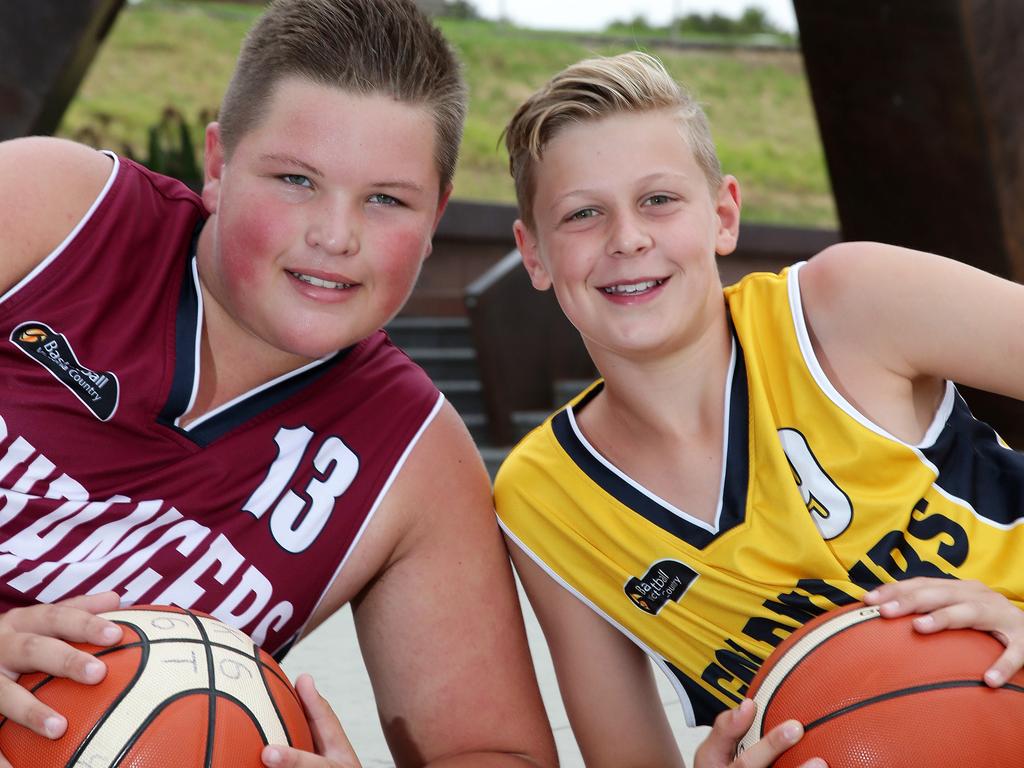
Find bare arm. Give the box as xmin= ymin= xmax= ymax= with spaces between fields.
xmin=799 ymin=243 xmax=1024 ymax=431
xmin=351 ymin=403 xmax=556 ymax=767
xmin=0 ymin=137 xmax=112 ymax=295
xmin=507 ymin=542 xmax=683 ymax=767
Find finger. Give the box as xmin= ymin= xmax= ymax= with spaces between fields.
xmin=295 ymin=675 xmax=358 ymax=762
xmin=0 ymin=632 xmax=110 ymax=684
xmin=54 ymin=591 xmax=122 ymax=613
xmin=1 ymin=601 xmax=123 ymax=649
xmin=910 ymin=598 xmax=1022 ymax=637
xmin=865 ymin=579 xmax=983 ymax=618
xmin=730 ymin=720 xmax=806 ymax=768
xmin=0 ymin=677 xmax=68 ymax=740
xmin=261 ymin=743 xmax=358 ymax=768
xmin=983 ymin=643 xmax=1024 ymax=688
xmin=262 ymin=675 xmax=360 ymax=768
xmin=694 ymin=699 xmax=757 ymax=767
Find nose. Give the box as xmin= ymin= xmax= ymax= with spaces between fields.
xmin=607 ymin=212 xmax=652 ymax=258
xmin=306 ymin=198 xmax=359 ymax=256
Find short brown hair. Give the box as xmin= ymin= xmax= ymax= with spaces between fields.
xmin=218 ymin=0 xmax=467 ymax=189
xmin=503 ymin=51 xmax=722 ymax=228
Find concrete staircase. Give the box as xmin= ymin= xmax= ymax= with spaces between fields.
xmin=385 ymin=316 xmax=504 ymax=477
xmin=385 ymin=316 xmax=596 ymax=478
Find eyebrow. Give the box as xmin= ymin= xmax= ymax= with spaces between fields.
xmin=260 ymin=153 xmax=323 ymax=177
xmin=258 ymin=154 xmax=426 ymax=195
xmin=551 ymin=171 xmax=692 ymax=206
xmin=370 ymin=179 xmax=427 ymax=194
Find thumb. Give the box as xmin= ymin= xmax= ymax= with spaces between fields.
xmin=694 ymin=699 xmax=756 ymax=768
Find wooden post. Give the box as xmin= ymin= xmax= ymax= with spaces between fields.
xmin=794 ymin=0 xmax=1024 ymax=442
xmin=0 ymin=0 xmax=125 ymax=141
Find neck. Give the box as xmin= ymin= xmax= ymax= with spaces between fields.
xmin=584 ymin=313 xmax=733 ymax=445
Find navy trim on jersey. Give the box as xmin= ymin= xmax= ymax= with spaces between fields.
xmin=551 ymin=335 xmax=750 ymax=549
xmin=156 ymin=221 xmax=354 ymax=447
xmin=667 ymin=660 xmax=729 ymax=726
xmin=158 ymin=220 xmax=203 ymax=426
xmin=184 ymin=347 xmax=352 ymax=447
xmin=920 ymin=391 xmax=1024 ymax=526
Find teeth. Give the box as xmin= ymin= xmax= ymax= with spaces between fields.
xmin=289 ymin=271 xmax=353 ymax=290
xmin=603 ymin=279 xmax=662 ymax=295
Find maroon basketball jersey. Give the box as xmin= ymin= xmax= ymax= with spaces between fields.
xmin=0 ymin=154 xmax=442 ymax=656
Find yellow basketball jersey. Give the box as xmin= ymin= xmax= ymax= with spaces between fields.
xmin=495 ymin=263 xmax=1024 ymax=727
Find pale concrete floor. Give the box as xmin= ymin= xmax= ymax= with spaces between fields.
xmin=282 ymin=580 xmax=709 ymax=767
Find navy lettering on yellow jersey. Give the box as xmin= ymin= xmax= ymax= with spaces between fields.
xmin=495 ymin=263 xmax=1024 ymax=727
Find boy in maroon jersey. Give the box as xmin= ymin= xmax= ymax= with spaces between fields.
xmin=0 ymin=1 xmax=556 ymax=767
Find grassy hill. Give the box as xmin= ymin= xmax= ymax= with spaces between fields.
xmin=59 ymin=0 xmax=836 ymax=227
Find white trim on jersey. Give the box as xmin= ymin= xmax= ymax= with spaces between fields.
xmin=292 ymin=391 xmax=447 ymax=645
xmin=0 ymin=151 xmax=121 ymax=306
xmin=785 ymin=263 xmax=1024 ymax=530
xmin=565 ymin=337 xmax=738 ymax=535
xmin=177 ymin=345 xmax=339 ymax=431
xmin=178 ymin=256 xmax=205 ymax=425
xmin=786 ymin=261 xmax=955 ymax=450
xmin=499 ymin=518 xmax=700 ymax=727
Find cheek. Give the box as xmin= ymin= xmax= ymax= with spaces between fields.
xmin=218 ymin=200 xmax=283 ymax=288
xmin=373 ymin=228 xmax=429 ymax=291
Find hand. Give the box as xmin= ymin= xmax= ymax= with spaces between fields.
xmin=0 ymin=592 xmax=123 ymax=751
xmin=864 ymin=577 xmax=1024 ymax=687
xmin=262 ymin=674 xmax=361 ymax=768
xmin=693 ymin=699 xmax=826 ymax=768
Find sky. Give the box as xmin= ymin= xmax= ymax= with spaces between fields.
xmin=470 ymin=0 xmax=798 ymax=33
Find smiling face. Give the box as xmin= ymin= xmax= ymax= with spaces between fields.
xmin=514 ymin=108 xmax=740 ymax=364
xmin=199 ymin=77 xmax=448 ymax=368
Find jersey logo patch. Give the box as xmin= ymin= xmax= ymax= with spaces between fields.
xmin=10 ymin=321 xmax=120 ymax=421
xmin=624 ymin=559 xmax=698 ymax=615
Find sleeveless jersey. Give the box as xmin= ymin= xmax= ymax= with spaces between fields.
xmin=495 ymin=263 xmax=1024 ymax=726
xmin=0 ymin=153 xmax=442 ymax=658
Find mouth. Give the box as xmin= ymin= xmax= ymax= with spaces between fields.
xmin=288 ymin=270 xmax=356 ymax=290
xmin=601 ymin=278 xmax=665 ymax=296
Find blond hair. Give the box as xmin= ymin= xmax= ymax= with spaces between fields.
xmin=503 ymin=51 xmax=722 ymax=228
xmin=218 ymin=0 xmax=467 ymax=189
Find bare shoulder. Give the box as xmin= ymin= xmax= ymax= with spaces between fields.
xmin=385 ymin=399 xmax=492 ymax=551
xmin=0 ymin=137 xmax=114 ymax=293
xmin=306 ymin=399 xmax=491 ymax=621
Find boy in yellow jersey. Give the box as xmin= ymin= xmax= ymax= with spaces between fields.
xmin=0 ymin=2 xmax=556 ymax=767
xmin=495 ymin=51 xmax=1024 ymax=768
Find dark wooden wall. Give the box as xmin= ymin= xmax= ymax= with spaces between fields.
xmin=794 ymin=0 xmax=1024 ymax=443
xmin=0 ymin=0 xmax=125 ymax=141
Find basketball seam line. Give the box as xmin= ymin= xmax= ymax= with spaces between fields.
xmin=803 ymin=680 xmax=1024 ymax=733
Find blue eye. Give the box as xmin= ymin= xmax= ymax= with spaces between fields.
xmin=567 ymin=208 xmax=597 ymax=221
xmin=368 ymin=193 xmax=400 ymax=206
xmin=281 ymin=174 xmax=312 ymax=188
xmin=644 ymin=194 xmax=673 ymax=206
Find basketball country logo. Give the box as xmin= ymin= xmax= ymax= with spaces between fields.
xmin=624 ymin=559 xmax=698 ymax=615
xmin=10 ymin=321 xmax=120 ymax=421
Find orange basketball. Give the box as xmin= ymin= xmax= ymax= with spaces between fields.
xmin=737 ymin=602 xmax=1024 ymax=767
xmin=0 ymin=605 xmax=313 ymax=767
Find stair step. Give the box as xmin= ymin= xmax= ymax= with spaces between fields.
xmin=479 ymin=445 xmax=511 ymax=480
xmin=510 ymin=409 xmax=551 ymax=442
xmin=386 ymin=316 xmax=472 ymax=348
xmin=404 ymin=346 xmax=479 ymax=380
xmin=435 ymin=378 xmax=484 ymax=415
xmin=552 ymin=378 xmax=595 ymax=408
xmin=461 ymin=412 xmax=489 ymax=445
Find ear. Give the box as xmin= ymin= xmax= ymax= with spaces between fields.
xmin=433 ymin=183 xmax=453 ymax=231
xmin=423 ymin=183 xmax=453 ymax=260
xmin=714 ymin=174 xmax=742 ymax=256
xmin=202 ymin=122 xmax=226 ymax=214
xmin=513 ymin=219 xmax=552 ymax=291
